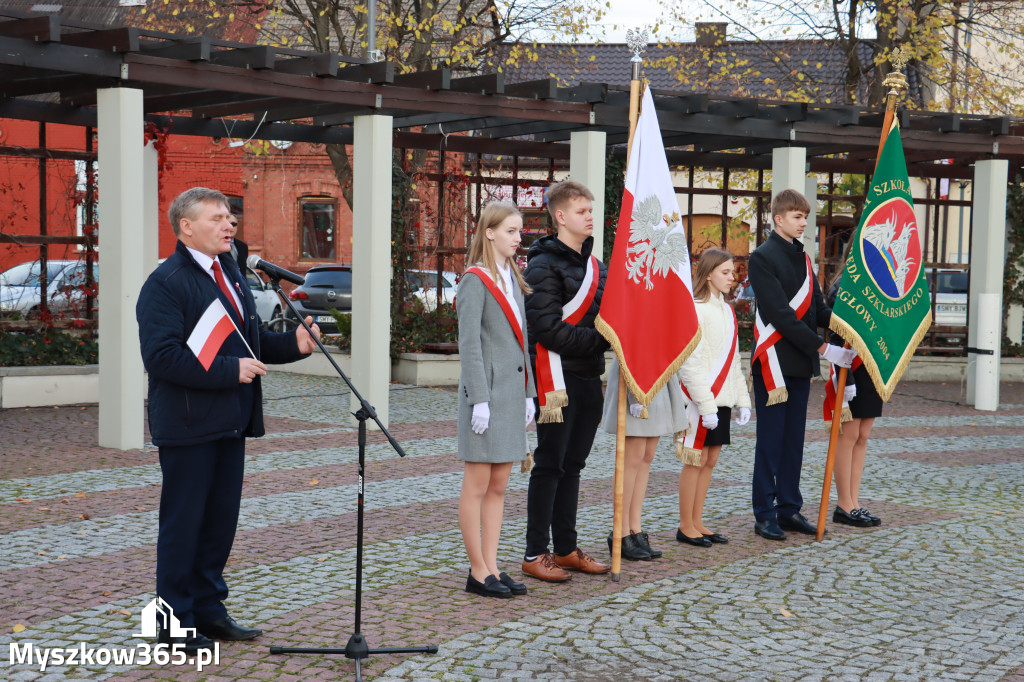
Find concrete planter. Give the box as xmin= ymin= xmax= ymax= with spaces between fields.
xmin=5 ymin=353 xmax=1024 ymax=409
xmin=0 ymin=365 xmax=99 ymax=408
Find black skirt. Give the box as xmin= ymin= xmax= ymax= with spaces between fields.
xmin=703 ymin=406 xmax=732 ymax=447
xmin=848 ymin=365 xmax=884 ymax=419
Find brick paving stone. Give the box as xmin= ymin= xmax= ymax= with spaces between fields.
xmin=2 ymin=375 xmax=1022 ymax=680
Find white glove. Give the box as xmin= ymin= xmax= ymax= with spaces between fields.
xmin=629 ymin=402 xmax=644 ymax=419
xmin=701 ymin=412 xmax=719 ymax=431
xmin=843 ymin=384 xmax=857 ymax=404
xmin=525 ymin=398 xmax=536 ymax=426
xmin=471 ymin=402 xmax=490 ymax=435
xmin=821 ymin=344 xmax=857 ymax=369
xmin=735 ymin=407 xmax=751 ymax=425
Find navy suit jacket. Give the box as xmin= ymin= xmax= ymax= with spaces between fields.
xmin=137 ymin=240 xmax=306 ymax=447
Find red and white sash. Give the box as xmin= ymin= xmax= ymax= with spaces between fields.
xmin=751 ymin=254 xmax=814 ymax=406
xmin=678 ymin=305 xmax=737 ymax=464
xmin=823 ymin=355 xmax=863 ymax=427
xmin=464 ymin=266 xmax=528 ymax=389
xmin=535 ymin=254 xmax=599 ymax=423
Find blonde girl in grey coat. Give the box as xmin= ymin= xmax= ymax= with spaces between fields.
xmin=457 ymin=202 xmax=537 ymax=599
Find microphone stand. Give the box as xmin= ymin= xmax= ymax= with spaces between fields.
xmin=262 ymin=275 xmax=438 ymax=680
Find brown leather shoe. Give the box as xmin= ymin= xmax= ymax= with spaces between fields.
xmin=521 ymin=553 xmax=572 ymax=582
xmin=554 ymin=548 xmax=611 ymax=574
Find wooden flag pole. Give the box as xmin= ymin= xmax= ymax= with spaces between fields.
xmin=611 ymin=33 xmax=646 ymax=581
xmin=816 ymin=48 xmax=909 ymax=541
xmin=816 ymin=362 xmax=848 ymax=541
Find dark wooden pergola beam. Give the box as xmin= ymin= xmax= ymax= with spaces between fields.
xmin=208 ymin=46 xmax=278 ymax=70
xmin=138 ymin=36 xmax=210 ymax=61
xmin=60 ymin=27 xmax=141 ymax=53
xmin=0 ymin=15 xmax=61 ymax=42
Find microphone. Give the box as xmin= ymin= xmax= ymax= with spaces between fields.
xmin=247 ymin=255 xmax=305 ymax=286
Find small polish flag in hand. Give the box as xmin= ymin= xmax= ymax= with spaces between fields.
xmin=187 ymin=298 xmax=239 ymax=371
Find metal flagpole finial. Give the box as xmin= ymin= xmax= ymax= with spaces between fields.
xmin=884 ymin=46 xmax=910 ymax=98
xmin=626 ymin=27 xmax=649 ymax=80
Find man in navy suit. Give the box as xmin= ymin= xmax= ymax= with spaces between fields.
xmin=137 ymin=187 xmax=319 ymax=652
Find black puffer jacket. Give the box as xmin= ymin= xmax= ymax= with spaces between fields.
xmin=523 ymin=234 xmax=609 ymax=378
xmin=747 ymin=231 xmax=831 ymax=379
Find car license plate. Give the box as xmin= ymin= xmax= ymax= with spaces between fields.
xmin=937 ymin=304 xmax=966 ymax=312
xmin=316 ymin=315 xmax=335 ymax=323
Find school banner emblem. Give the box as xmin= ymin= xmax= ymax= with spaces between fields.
xmin=830 ymin=120 xmax=931 ymax=401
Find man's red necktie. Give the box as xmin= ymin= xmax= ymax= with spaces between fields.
xmin=211 ymin=260 xmax=244 ymax=328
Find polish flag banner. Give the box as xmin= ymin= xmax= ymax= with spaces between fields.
xmin=187 ymin=298 xmax=239 ymax=371
xmin=596 ymin=87 xmax=701 ymax=407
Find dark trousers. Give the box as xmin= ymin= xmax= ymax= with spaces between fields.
xmin=156 ymin=437 xmax=245 ymax=628
xmin=525 ymin=372 xmax=604 ymax=557
xmin=751 ymin=373 xmax=810 ymax=522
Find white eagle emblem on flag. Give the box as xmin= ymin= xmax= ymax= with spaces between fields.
xmin=626 ymin=194 xmax=689 ymax=290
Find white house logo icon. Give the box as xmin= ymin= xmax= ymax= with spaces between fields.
xmin=134 ymin=597 xmax=196 ymax=638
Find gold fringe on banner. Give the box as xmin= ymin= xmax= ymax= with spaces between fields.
xmin=829 ymin=310 xmax=932 ymax=402
xmin=536 ymin=389 xmax=569 ymax=423
xmin=595 ymin=315 xmax=703 ymax=417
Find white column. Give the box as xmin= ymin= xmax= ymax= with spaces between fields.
xmin=97 ymin=88 xmax=145 ymax=449
xmin=350 ymin=114 xmax=392 ymax=428
xmin=966 ymin=158 xmax=1008 ymax=409
xmin=142 ymin=141 xmax=160 ymax=275
xmin=570 ymin=130 xmax=607 ymax=261
xmin=803 ymin=174 xmax=818 ymax=264
xmin=772 ymin=146 xmax=812 ymax=250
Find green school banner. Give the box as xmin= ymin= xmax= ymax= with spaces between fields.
xmin=830 ymin=120 xmax=932 ymax=401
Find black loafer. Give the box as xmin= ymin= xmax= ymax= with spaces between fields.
xmin=833 ymin=506 xmax=873 ymax=527
xmin=858 ymin=508 xmax=882 ymax=526
xmin=497 ymin=571 xmax=527 ymax=596
xmin=195 ymin=615 xmax=262 ymax=641
xmin=777 ymin=512 xmax=818 ymax=535
xmin=157 ymin=631 xmax=215 ymax=654
xmin=466 ymin=572 xmax=513 ymax=599
xmin=702 ymin=532 xmax=729 ymax=544
xmin=754 ymin=519 xmax=786 ymax=541
xmin=676 ymin=529 xmax=713 ymax=547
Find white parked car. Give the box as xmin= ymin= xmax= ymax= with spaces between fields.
xmin=0 ymin=260 xmax=98 ymax=318
xmin=407 ymin=269 xmax=457 ymax=311
xmin=927 ymin=268 xmax=968 ymax=327
xmin=244 ymin=267 xmax=286 ymax=328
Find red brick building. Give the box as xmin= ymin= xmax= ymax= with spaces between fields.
xmin=0 ymin=121 xmax=352 ymax=277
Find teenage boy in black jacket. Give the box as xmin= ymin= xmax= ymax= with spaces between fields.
xmin=748 ymin=189 xmax=856 ymax=541
xmin=521 ymin=180 xmax=611 ymax=582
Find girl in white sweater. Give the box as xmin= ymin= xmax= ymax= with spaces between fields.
xmin=678 ymin=248 xmax=752 ymax=546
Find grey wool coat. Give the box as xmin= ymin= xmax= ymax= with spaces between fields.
xmin=457 ymin=270 xmax=537 ymax=463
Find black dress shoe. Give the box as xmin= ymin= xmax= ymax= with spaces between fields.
xmin=702 ymin=532 xmax=729 ymax=544
xmin=195 ymin=615 xmax=262 ymax=641
xmin=754 ymin=519 xmax=786 ymax=541
xmin=777 ymin=512 xmax=818 ymax=535
xmin=608 ymin=532 xmax=653 ymax=560
xmin=497 ymin=571 xmax=528 ymax=596
xmin=833 ymin=506 xmax=873 ymax=527
xmin=635 ymin=531 xmax=662 ymax=558
xmin=858 ymin=508 xmax=882 ymax=526
xmin=676 ymin=529 xmax=713 ymax=547
xmin=621 ymin=532 xmax=654 ymax=560
xmin=466 ymin=572 xmax=513 ymax=599
xmin=157 ymin=630 xmax=215 ymax=653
